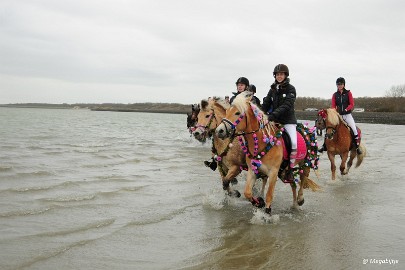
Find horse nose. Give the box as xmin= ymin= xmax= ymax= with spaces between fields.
xmin=194 ymin=131 xmax=200 ymax=136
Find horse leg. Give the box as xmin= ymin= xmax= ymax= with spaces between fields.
xmin=346 ymin=150 xmax=356 ymax=174
xmin=260 ymin=177 xmax=268 ymax=198
xmin=244 ymin=169 xmax=261 ymax=205
xmin=222 ymin=165 xmax=241 ymax=197
xmin=327 ymin=152 xmax=336 ymax=180
xmin=263 ymin=168 xmax=278 ymax=214
xmin=296 ymin=167 xmax=310 ymax=207
xmin=290 ymin=182 xmax=298 ymax=209
xmin=340 ymin=152 xmax=349 ymax=175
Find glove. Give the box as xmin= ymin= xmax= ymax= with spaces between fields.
xmin=267 ymin=114 xmax=275 ymax=122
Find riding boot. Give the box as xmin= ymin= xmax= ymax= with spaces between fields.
xmin=285 ymin=169 xmax=294 ymax=182
xmin=354 ymin=135 xmax=362 ymax=155
xmin=284 ymin=149 xmax=297 ymax=183
xmin=204 ymin=158 xmax=217 ymax=171
xmin=318 ymin=142 xmax=327 ymax=153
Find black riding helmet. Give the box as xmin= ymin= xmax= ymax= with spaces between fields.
xmin=235 ymin=77 xmax=249 ymax=86
xmin=336 ymin=77 xmax=345 ymax=85
xmin=273 ymin=64 xmax=289 ymax=77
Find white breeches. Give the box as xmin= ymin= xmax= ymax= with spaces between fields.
xmin=284 ymin=124 xmax=297 ymax=150
xmin=342 ymin=114 xmax=358 ymax=136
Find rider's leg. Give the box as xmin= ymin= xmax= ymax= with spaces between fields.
xmin=342 ymin=114 xmax=362 ymax=154
xmin=284 ymin=124 xmax=297 ymax=181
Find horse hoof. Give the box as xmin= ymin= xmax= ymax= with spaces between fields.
xmin=251 ymin=197 xmax=265 ymax=208
xmin=265 ymin=207 xmax=272 ymax=215
xmin=230 ymin=178 xmax=238 ymax=185
xmin=297 ymin=198 xmax=304 ymax=206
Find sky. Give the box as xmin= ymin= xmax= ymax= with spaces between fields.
xmin=1 ymin=0 xmax=404 ymax=104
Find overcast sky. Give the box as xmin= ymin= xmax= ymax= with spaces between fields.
xmin=1 ymin=0 xmax=404 ymax=104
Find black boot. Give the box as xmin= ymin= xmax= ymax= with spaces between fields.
xmin=204 ymin=158 xmax=217 ymax=171
xmin=354 ymin=135 xmax=362 ymax=155
xmin=284 ymin=169 xmax=294 ymax=183
xmin=318 ymin=143 xmax=327 ymax=153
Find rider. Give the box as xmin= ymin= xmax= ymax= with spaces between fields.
xmin=262 ymin=64 xmax=297 ymax=181
xmin=230 ymin=77 xmax=249 ymax=104
xmin=248 ymin=84 xmax=262 ymax=107
xmin=319 ymin=77 xmax=362 ymax=154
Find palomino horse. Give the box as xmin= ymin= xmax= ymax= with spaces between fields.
xmin=216 ymin=92 xmax=320 ymax=214
xmin=317 ymin=108 xmax=366 ymax=180
xmin=192 ymin=97 xmax=248 ymax=197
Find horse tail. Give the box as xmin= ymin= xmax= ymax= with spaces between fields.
xmin=355 ymin=143 xmax=366 ymax=168
xmin=302 ymin=175 xmax=322 ymax=192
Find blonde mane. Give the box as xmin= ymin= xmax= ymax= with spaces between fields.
xmin=232 ymin=91 xmax=252 ymax=115
xmin=211 ymin=96 xmax=230 ymax=111
xmin=326 ymin=108 xmax=341 ymax=125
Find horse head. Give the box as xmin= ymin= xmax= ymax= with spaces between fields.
xmin=216 ymin=91 xmax=264 ymax=139
xmin=193 ymin=97 xmax=229 ymax=142
xmin=315 ymin=110 xmax=326 ymax=136
xmin=187 ymin=103 xmax=200 ymax=133
xmin=322 ymin=108 xmax=340 ymax=140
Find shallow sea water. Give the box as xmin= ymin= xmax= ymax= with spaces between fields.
xmin=0 ymin=107 xmax=404 ymax=269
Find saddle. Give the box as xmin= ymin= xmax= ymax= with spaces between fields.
xmin=278 ymin=126 xmax=309 ymax=183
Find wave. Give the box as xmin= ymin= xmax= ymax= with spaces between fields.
xmin=0 ymin=207 xmax=52 ymax=217
xmin=14 ymin=170 xmax=56 ymax=178
xmin=40 ymin=194 xmax=96 ymax=202
xmin=125 ymin=203 xmax=200 ymax=227
xmin=0 ymin=165 xmax=13 ymax=171
xmin=33 ymin=218 xmax=116 ymax=238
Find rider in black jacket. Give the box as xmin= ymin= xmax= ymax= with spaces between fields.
xmin=262 ymin=64 xmax=297 ymax=182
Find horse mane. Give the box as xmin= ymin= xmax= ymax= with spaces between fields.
xmin=211 ymin=96 xmax=230 ymax=110
xmin=326 ymin=108 xmax=341 ymax=125
xmin=200 ymin=96 xmax=230 ymax=111
xmin=232 ymin=91 xmax=253 ymax=114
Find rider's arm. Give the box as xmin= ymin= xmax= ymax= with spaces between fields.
xmin=346 ymin=91 xmax=354 ymax=112
xmin=331 ymin=93 xmax=336 ymax=109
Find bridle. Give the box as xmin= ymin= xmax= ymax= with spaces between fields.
xmin=221 ymin=112 xmax=260 ymax=137
xmin=194 ymin=109 xmax=218 ymax=135
xmin=318 ymin=110 xmax=336 ymax=140
xmin=325 ymin=125 xmax=337 ymax=140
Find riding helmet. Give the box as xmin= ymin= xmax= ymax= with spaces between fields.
xmin=235 ymin=77 xmax=249 ymax=86
xmin=336 ymin=77 xmax=345 ymax=85
xmin=273 ymin=64 xmax=289 ymax=77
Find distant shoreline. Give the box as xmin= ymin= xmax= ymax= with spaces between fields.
xmin=1 ymin=104 xmax=404 ymax=125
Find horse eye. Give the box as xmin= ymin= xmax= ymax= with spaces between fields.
xmin=235 ymin=112 xmax=241 ymax=116
xmin=205 ymin=115 xmax=210 ymax=118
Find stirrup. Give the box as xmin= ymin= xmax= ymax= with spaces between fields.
xmin=356 ymin=147 xmax=362 ymax=155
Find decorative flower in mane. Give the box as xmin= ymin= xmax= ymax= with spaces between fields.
xmin=318 ymin=109 xmax=327 ymax=119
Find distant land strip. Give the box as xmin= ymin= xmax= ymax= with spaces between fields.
xmin=1 ymin=102 xmax=404 ymax=125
